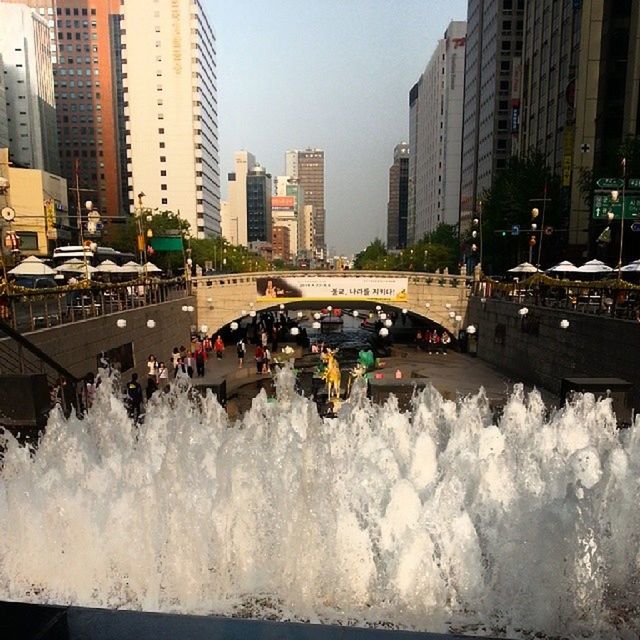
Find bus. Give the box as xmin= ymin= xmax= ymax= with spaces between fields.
xmin=52 ymin=246 xmax=136 ymax=267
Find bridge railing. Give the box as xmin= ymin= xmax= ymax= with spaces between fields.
xmin=194 ymin=270 xmax=473 ymax=289
xmin=1 ymin=278 xmax=189 ymax=334
xmin=473 ymin=274 xmax=640 ymax=321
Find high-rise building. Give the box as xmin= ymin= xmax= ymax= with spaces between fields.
xmin=224 ymin=150 xmax=255 ymax=246
xmin=4 ymin=0 xmax=127 ymax=223
xmin=271 ymin=195 xmax=298 ymax=255
xmin=0 ymin=3 xmax=59 ymax=174
xmin=387 ymin=142 xmax=410 ymax=249
xmin=285 ymin=148 xmax=325 ymax=256
xmin=246 ymin=165 xmax=272 ymax=243
xmin=517 ymin=1 xmax=640 ymax=260
xmin=408 ymin=20 xmax=466 ymax=243
xmin=0 ymin=55 xmax=9 ymax=150
xmin=272 ymin=225 xmax=291 ymax=262
xmin=121 ymin=0 xmax=220 ymax=238
xmin=459 ymin=0 xmax=524 ymax=232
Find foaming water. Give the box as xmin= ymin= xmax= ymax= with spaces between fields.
xmin=1 ymin=367 xmax=639 ymax=638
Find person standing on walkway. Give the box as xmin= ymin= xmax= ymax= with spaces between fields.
xmin=214 ymin=335 xmax=225 ymax=359
xmin=255 ymin=344 xmax=264 ymax=373
xmin=236 ymin=338 xmax=246 ymax=368
xmin=185 ymin=351 xmax=195 ymax=378
xmin=126 ymin=373 xmax=143 ymax=421
xmin=158 ymin=361 xmax=169 ymax=388
xmin=195 ymin=344 xmax=207 ymax=377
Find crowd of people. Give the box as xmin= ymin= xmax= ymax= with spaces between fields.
xmin=414 ymin=329 xmax=452 ymax=354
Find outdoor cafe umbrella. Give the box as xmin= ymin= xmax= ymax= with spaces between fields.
xmin=546 ymin=260 xmax=580 ymax=273
xmin=141 ymin=261 xmax=162 ymax=274
xmin=95 ymin=259 xmax=123 ymax=273
xmin=621 ymin=259 xmax=640 ymax=272
xmin=8 ymin=255 xmax=56 ymax=276
xmin=576 ymin=259 xmax=613 ymax=274
xmin=56 ymin=259 xmax=97 ymax=274
xmin=121 ymin=261 xmax=143 ymax=274
xmin=508 ymin=262 xmax=540 ymax=274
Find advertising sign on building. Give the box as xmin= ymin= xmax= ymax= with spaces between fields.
xmin=272 ymin=196 xmax=295 ymax=210
xmin=256 ymin=276 xmax=409 ymax=302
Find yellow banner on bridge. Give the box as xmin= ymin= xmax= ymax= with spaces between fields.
xmin=256 ymin=276 xmax=408 ymax=302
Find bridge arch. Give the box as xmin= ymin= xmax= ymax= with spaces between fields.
xmin=194 ymin=271 xmax=472 ymax=335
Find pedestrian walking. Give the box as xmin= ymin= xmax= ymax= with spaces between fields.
xmin=171 ymin=347 xmax=181 ymax=375
xmin=185 ymin=352 xmax=195 ymax=378
xmin=263 ymin=346 xmax=271 ymax=373
xmin=126 ymin=373 xmax=143 ymax=421
xmin=236 ymin=338 xmax=246 ymax=368
xmin=195 ymin=344 xmax=207 ymax=377
xmin=255 ymin=344 xmax=264 ymax=373
xmin=441 ymin=331 xmax=451 ymax=354
xmin=146 ymin=354 xmax=158 ymax=399
xmin=175 ymin=357 xmax=189 ymax=380
xmin=213 ymin=335 xmax=225 ymax=359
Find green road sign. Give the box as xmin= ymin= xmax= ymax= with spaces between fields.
xmin=628 ymin=178 xmax=640 ymax=189
xmin=596 ymin=177 xmax=625 ymax=189
xmin=592 ymin=194 xmax=640 ymax=219
xmin=596 ymin=178 xmax=624 ymax=189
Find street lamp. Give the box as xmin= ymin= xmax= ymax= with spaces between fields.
xmin=611 ymin=161 xmax=626 ymax=278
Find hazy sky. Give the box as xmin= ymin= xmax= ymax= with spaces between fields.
xmin=206 ymin=0 xmax=468 ymax=256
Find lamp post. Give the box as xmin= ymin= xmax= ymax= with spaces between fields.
xmin=611 ymin=157 xmax=626 ymax=278
xmin=136 ymin=192 xmax=147 ymax=264
xmin=472 ymin=201 xmax=482 ymax=274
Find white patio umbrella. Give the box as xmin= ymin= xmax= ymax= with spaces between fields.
xmin=8 ymin=255 xmax=56 ymax=276
xmin=577 ymin=259 xmax=613 ymax=273
xmin=508 ymin=262 xmax=540 ymax=274
xmin=56 ymin=259 xmax=97 ymax=274
xmin=546 ymin=260 xmax=580 ymax=273
xmin=141 ymin=261 xmax=162 ymax=273
xmin=620 ymin=259 xmax=640 ymax=272
xmin=121 ymin=261 xmax=143 ymax=273
xmin=95 ymin=259 xmax=123 ymax=273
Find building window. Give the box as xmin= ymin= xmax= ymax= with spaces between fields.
xmin=161 ymin=198 xmax=168 ymax=205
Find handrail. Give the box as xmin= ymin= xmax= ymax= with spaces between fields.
xmin=0 ymin=318 xmax=80 ymax=383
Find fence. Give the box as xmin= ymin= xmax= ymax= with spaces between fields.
xmin=474 ymin=274 xmax=640 ymax=321
xmin=1 ymin=278 xmax=189 ymax=333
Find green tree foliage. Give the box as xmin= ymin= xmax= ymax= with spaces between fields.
xmin=480 ymin=152 xmax=562 ymax=273
xmin=190 ymin=236 xmax=269 ymax=273
xmin=354 ymin=224 xmax=459 ymax=273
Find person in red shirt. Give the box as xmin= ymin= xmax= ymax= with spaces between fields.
xmin=194 ymin=344 xmax=207 ymax=377
xmin=213 ymin=335 xmax=225 ymax=359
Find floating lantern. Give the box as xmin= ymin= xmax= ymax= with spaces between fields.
xmin=146 ymin=319 xmax=156 ymax=329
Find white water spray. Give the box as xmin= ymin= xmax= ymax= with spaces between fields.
xmin=0 ymin=366 xmax=639 ymax=638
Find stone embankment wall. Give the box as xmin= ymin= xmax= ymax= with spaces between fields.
xmin=2 ymin=297 xmax=195 ymax=382
xmin=468 ymin=296 xmax=640 ymax=405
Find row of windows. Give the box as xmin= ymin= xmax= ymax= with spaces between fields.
xmin=56 ymin=8 xmax=97 ymax=17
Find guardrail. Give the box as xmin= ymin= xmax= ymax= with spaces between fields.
xmin=194 ymin=270 xmax=472 ymax=288
xmin=0 ymin=278 xmax=190 ymax=333
xmin=473 ymin=274 xmax=640 ymax=321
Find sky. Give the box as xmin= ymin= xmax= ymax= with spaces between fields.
xmin=205 ymin=0 xmax=468 ymax=256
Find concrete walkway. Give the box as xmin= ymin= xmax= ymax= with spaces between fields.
xmin=193 ymin=341 xmax=557 ymax=415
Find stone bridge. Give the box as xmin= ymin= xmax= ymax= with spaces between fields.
xmin=194 ymin=271 xmax=472 ymax=335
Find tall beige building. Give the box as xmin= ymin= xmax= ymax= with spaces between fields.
xmin=408 ymin=21 xmax=466 ymax=242
xmin=221 ymin=150 xmax=256 ymax=246
xmin=121 ymin=0 xmax=220 ymax=237
xmin=285 ymin=148 xmax=325 ymax=256
xmin=0 ymin=55 xmax=8 ymax=150
xmin=0 ymin=3 xmax=59 ymax=174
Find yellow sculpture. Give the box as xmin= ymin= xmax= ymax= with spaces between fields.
xmin=320 ymin=348 xmax=341 ymax=400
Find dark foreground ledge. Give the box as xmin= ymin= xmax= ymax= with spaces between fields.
xmin=0 ymin=601 xmax=504 ymax=640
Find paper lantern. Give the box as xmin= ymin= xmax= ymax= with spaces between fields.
xmin=290 ymin=327 xmax=300 ymax=336
xmin=467 ymin=325 xmax=477 ymax=335
xmin=560 ymin=319 xmax=570 ymax=329
xmin=146 ymin=319 xmax=156 ymax=329
xmin=230 ymin=321 xmax=239 ymax=331
xmin=379 ymin=327 xmax=389 ymax=337
xmin=116 ymin=319 xmax=127 ymax=328
xmin=312 ymin=321 xmax=321 ymax=329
